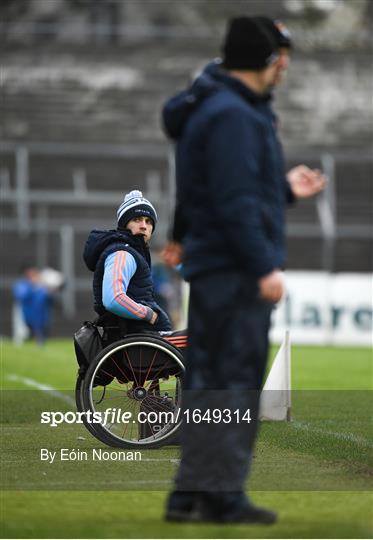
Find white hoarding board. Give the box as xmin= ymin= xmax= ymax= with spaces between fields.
xmin=270 ymin=272 xmax=373 ymax=346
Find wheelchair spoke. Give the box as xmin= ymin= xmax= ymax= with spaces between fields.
xmin=146 ymin=379 xmax=160 ymax=394
xmin=144 ymin=364 xmax=182 ymax=388
xmin=124 ymin=348 xmax=139 ymax=387
xmin=94 ymin=394 xmax=129 ymax=403
xmin=143 ymin=349 xmax=159 ymax=384
xmin=110 ymin=355 xmax=131 ymax=383
xmin=143 ymin=415 xmax=156 ymax=439
xmin=121 ymin=399 xmax=137 ymax=439
xmin=98 ymin=366 xmax=129 ymax=387
xmin=139 ymin=346 xmax=142 ymax=385
xmin=95 ymin=385 xmax=129 ymax=393
xmin=130 ymin=400 xmax=141 ymax=440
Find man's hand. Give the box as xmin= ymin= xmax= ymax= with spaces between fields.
xmin=259 ymin=270 xmax=285 ymax=304
xmin=161 ymin=241 xmax=183 ymax=267
xmin=150 ymin=311 xmax=158 ymax=325
xmin=287 ymin=165 xmax=327 ymax=199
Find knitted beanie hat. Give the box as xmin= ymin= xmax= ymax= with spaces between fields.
xmin=117 ymin=190 xmax=157 ymax=230
xmin=222 ymin=16 xmax=279 ymax=71
xmin=252 ymin=16 xmax=293 ymax=49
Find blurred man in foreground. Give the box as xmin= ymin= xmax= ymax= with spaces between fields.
xmin=162 ymin=16 xmax=325 ymax=524
xmin=162 ymin=17 xmax=326 ymax=267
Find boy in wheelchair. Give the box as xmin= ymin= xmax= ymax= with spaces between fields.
xmin=76 ymin=191 xmax=186 ymax=447
xmin=83 ymin=189 xmax=174 ymax=342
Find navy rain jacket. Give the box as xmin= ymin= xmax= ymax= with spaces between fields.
xmin=162 ymin=61 xmax=293 ymax=281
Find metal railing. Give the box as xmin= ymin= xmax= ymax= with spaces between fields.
xmin=1 ymin=141 xmax=175 ymax=317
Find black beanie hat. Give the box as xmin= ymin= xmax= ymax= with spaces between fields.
xmin=222 ymin=16 xmax=279 ymax=71
xmin=252 ymin=16 xmax=293 ymax=49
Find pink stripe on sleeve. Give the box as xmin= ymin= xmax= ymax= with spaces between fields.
xmin=113 ymin=251 xmax=147 ymax=318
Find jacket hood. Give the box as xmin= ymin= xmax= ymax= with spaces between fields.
xmin=162 ymin=59 xmax=273 ymax=140
xmin=83 ymin=229 xmax=150 ymax=272
xmin=162 ymin=60 xmax=223 ymax=140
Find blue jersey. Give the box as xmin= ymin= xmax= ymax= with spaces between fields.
xmin=13 ymin=279 xmax=50 ymax=332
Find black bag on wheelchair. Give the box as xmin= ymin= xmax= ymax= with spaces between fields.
xmin=74 ymin=320 xmax=118 ymax=386
xmin=74 ymin=321 xmax=103 ymax=375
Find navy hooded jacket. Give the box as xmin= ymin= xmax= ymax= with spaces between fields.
xmin=83 ymin=229 xmax=172 ymax=332
xmin=163 ymin=61 xmax=293 ymax=281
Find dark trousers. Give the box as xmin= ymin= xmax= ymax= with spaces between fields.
xmin=175 ymin=270 xmax=272 ymax=493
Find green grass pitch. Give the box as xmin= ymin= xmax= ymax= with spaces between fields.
xmin=1 ymin=339 xmax=372 ymax=539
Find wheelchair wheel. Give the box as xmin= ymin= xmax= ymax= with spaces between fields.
xmin=75 ymin=374 xmax=101 ymax=439
xmin=80 ymin=334 xmax=184 ymax=449
xmin=75 ymin=374 xmax=84 ymax=412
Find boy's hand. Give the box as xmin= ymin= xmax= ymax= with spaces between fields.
xmin=150 ymin=311 xmax=158 ymax=325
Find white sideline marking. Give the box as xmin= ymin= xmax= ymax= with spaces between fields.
xmin=142 ymin=458 xmax=180 ymax=463
xmin=6 ymin=374 xmax=75 ymax=407
xmin=1 ymin=457 xmax=179 ymax=464
xmin=2 ymin=480 xmax=172 ymax=488
xmin=292 ymin=421 xmax=373 ymax=448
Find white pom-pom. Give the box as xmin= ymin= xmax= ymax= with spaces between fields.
xmin=125 ymin=190 xmax=143 ymax=202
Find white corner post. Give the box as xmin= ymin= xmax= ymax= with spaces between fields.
xmin=260 ymin=330 xmax=292 ymax=422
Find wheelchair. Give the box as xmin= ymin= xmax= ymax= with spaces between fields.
xmin=75 ymin=316 xmax=187 ymax=449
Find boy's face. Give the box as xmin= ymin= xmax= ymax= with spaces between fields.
xmin=126 ymin=216 xmax=154 ymax=243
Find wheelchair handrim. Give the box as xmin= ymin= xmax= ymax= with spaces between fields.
xmin=87 ymin=340 xmax=184 ymax=446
